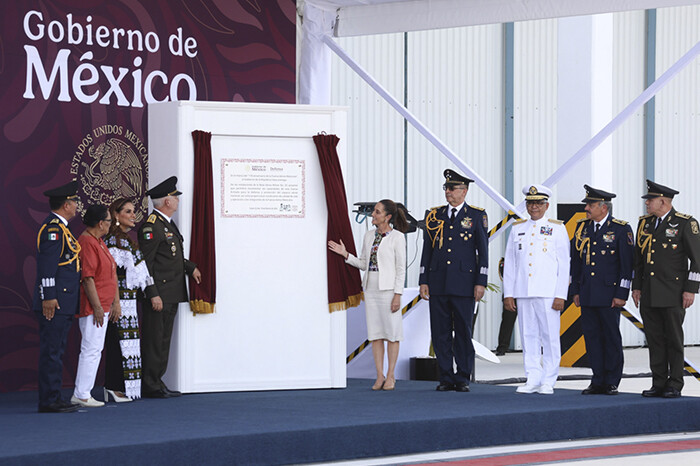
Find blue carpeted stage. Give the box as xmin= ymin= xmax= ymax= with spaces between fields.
xmin=2 ymin=379 xmax=700 ymax=465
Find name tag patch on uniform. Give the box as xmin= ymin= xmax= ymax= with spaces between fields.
xmin=665 ymin=228 xmax=678 ymax=238
xmin=461 ymin=217 xmax=472 ymax=229
xmin=540 ymin=226 xmax=553 ymax=236
xmin=603 ymin=233 xmax=615 ymax=243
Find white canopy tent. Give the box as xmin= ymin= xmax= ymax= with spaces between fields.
xmin=304 ymin=0 xmax=700 ymax=38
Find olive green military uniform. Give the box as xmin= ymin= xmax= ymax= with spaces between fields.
xmin=138 ymin=210 xmax=196 ymax=395
xmin=633 ymin=208 xmax=700 ymax=391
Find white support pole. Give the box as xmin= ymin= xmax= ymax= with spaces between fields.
xmin=322 ymin=35 xmax=524 ymax=218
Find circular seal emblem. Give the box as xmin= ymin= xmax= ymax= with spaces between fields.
xmin=70 ymin=125 xmax=149 ymax=221
xmin=529 ymin=186 xmax=537 ymax=195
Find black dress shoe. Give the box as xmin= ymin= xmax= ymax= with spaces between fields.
xmin=495 ymin=350 xmax=506 ymax=356
xmin=455 ymin=383 xmax=470 ymax=392
xmin=605 ymin=385 xmax=619 ymax=395
xmin=581 ymin=384 xmax=606 ymax=395
xmin=662 ymin=387 xmax=681 ymax=398
xmin=436 ymin=382 xmax=455 ymax=391
xmin=642 ymin=386 xmax=664 ymax=397
xmin=38 ymin=400 xmax=79 ymax=413
xmin=163 ymin=387 xmax=181 ymax=397
xmin=143 ymin=389 xmax=169 ymax=398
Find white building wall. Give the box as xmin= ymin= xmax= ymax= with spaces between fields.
xmin=612 ymin=11 xmax=647 ymax=345
xmin=656 ymin=5 xmax=700 ymax=343
xmin=326 ymin=6 xmax=700 ymax=350
xmin=330 ymin=33 xmax=406 ymax=263
xmin=406 ymin=25 xmax=504 ymax=347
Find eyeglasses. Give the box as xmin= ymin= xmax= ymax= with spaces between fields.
xmin=443 ymin=185 xmax=466 ymax=192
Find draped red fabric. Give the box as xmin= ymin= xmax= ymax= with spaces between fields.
xmin=189 ymin=130 xmax=216 ymax=314
xmin=313 ymin=134 xmax=363 ymax=312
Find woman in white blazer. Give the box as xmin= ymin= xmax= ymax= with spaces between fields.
xmin=329 ymin=200 xmax=407 ymax=391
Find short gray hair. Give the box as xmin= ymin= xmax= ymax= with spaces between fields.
xmin=152 ymin=197 xmax=166 ymax=209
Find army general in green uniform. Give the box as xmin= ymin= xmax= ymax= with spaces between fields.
xmin=138 ymin=176 xmax=201 ymax=398
xmin=632 ymin=180 xmax=700 ymax=398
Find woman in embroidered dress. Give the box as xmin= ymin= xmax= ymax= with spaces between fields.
xmin=328 ymin=200 xmax=408 ymax=391
xmin=103 ymin=198 xmax=157 ymax=401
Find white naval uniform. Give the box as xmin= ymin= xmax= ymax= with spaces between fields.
xmin=503 ymin=217 xmax=570 ymax=388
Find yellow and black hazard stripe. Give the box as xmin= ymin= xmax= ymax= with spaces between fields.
xmin=487 ymin=210 xmax=521 ymax=239
xmin=346 ymin=294 xmax=423 ymax=364
xmin=620 ymin=308 xmax=700 ymax=382
xmin=558 ymin=205 xmax=589 ymax=367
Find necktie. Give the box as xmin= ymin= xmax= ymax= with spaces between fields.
xmin=450 ymin=207 xmax=457 ymax=221
xmin=595 ymin=223 xmax=600 ymax=234
xmin=655 ymin=218 xmax=660 ymax=230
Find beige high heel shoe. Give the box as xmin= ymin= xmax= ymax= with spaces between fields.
xmin=371 ymin=377 xmax=385 ymax=390
xmin=383 ymin=377 xmax=395 ymax=391
xmin=104 ymin=388 xmax=133 ymax=403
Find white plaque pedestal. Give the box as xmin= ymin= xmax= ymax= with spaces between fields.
xmin=148 ymin=101 xmax=347 ymax=392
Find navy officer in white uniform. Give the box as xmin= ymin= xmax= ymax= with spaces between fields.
xmin=571 ymin=185 xmax=633 ymax=395
xmin=503 ymin=185 xmax=570 ymax=395
xmin=419 ymin=169 xmax=488 ymax=392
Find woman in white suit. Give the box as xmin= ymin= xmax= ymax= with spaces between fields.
xmin=329 ymin=199 xmax=408 ymax=390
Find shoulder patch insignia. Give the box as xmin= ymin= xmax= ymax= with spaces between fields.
xmin=49 ymin=218 xmax=60 ymax=224
xmin=675 ymin=212 xmax=691 ymax=219
xmin=147 ymin=214 xmax=157 ymax=224
xmin=142 ymin=226 xmax=153 ymax=232
xmin=468 ymin=204 xmax=485 ymax=211
xmin=691 ymin=220 xmax=699 ymax=235
xmin=612 ymin=218 xmax=629 ymax=226
xmin=513 ymin=219 xmax=527 ymax=225
xmin=548 ymin=219 xmax=563 ymax=225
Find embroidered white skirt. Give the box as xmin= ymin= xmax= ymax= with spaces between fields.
xmin=364 ymin=272 xmax=403 ymax=342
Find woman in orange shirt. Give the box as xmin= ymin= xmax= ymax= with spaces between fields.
xmin=71 ymin=205 xmax=120 ymax=408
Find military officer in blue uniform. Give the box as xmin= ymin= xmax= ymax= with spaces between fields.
xmin=419 ymin=169 xmax=488 ymax=392
xmin=33 ymin=180 xmax=81 ymax=413
xmin=632 ymin=180 xmax=700 ymax=398
xmin=571 ymin=185 xmax=633 ymax=395
xmin=138 ymin=176 xmax=201 ymax=398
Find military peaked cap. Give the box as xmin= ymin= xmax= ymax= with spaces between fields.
xmin=642 ymin=179 xmax=678 ymax=199
xmin=443 ymin=169 xmax=473 ymax=187
xmin=43 ymin=180 xmax=78 ymax=201
xmin=582 ymin=184 xmax=616 ymax=203
xmin=523 ymin=184 xmax=551 ymax=201
xmin=146 ymin=176 xmax=182 ymax=199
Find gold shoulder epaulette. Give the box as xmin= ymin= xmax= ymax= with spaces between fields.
xmin=513 ymin=219 xmax=527 ymax=225
xmin=429 ymin=205 xmax=444 ymax=211
xmin=468 ymin=204 xmax=485 ymax=211
xmin=549 ymin=219 xmax=563 ymax=225
xmin=49 ymin=218 xmax=60 ymax=224
xmin=612 ymin=218 xmax=628 ymax=225
xmin=147 ymin=214 xmax=157 ymax=224
xmin=577 ymin=218 xmax=589 ymax=223
xmin=639 ymin=214 xmax=652 ymax=220
xmin=676 ymin=212 xmax=691 ymax=219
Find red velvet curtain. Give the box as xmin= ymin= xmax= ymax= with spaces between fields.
xmin=189 ymin=130 xmax=216 ymax=314
xmin=313 ymin=133 xmax=363 ymax=312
